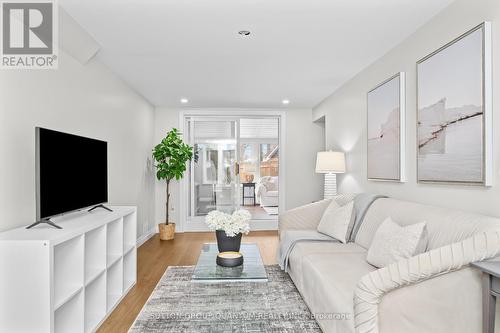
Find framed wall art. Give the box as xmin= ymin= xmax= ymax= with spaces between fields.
xmin=367 ymin=72 xmax=406 ymax=181
xmin=417 ymin=22 xmax=492 ymax=186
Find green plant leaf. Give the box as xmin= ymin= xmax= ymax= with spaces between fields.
xmin=152 ymin=128 xmax=194 ymax=181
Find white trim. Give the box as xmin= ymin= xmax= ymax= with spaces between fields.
xmin=312 ymin=114 xmax=326 ymax=123
xmin=178 ymin=109 xmax=286 ymax=232
xmin=399 ymin=72 xmax=407 ymax=183
xmin=236 ymin=118 xmax=241 ymax=209
xmin=189 ymin=118 xmax=195 ymax=220
xmin=280 ymin=113 xmax=287 ymax=211
xmin=136 ymin=227 xmax=156 ymax=247
xmin=179 ymin=111 xmax=187 ymax=233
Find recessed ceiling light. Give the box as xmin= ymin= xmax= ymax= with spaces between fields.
xmin=238 ymin=30 xmax=251 ymax=36
xmin=282 ymin=99 xmax=290 ymax=105
xmin=180 ymin=98 xmax=188 ymax=104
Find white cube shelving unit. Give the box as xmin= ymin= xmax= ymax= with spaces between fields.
xmin=0 ymin=206 xmax=137 ymax=333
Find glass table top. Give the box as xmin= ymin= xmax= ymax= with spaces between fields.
xmin=192 ymin=243 xmax=268 ymax=282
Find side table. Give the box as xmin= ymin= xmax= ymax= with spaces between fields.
xmin=471 ymin=260 xmax=500 ymax=333
xmin=242 ymin=183 xmax=256 ymax=206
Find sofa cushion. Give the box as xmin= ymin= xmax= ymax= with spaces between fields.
xmin=259 ymin=176 xmax=278 ymax=191
xmin=317 ymin=201 xmax=354 ymax=243
xmin=287 ymin=242 xmax=366 ymax=302
xmin=301 ymin=252 xmax=377 ymax=333
xmin=356 ymin=198 xmax=500 ymax=250
xmin=264 ymin=190 xmax=279 ymax=197
xmin=366 ymin=217 xmax=428 ymax=267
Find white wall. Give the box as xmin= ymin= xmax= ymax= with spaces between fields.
xmin=284 ymin=109 xmax=325 ymax=209
xmin=154 ymin=107 xmax=324 ymax=228
xmin=0 ymin=18 xmax=156 ymax=237
xmin=313 ymin=0 xmax=500 ymax=217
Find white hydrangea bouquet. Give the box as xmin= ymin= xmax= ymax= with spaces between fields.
xmin=206 ymin=209 xmax=251 ymax=237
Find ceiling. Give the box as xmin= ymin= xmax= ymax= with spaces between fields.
xmin=60 ymin=0 xmax=454 ymax=109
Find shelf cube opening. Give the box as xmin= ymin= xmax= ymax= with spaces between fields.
xmin=106 ymin=258 xmax=123 ymax=312
xmin=55 ymin=289 xmax=84 ymax=333
xmin=84 ymin=272 xmax=106 ymax=333
xmin=106 ymin=218 xmax=123 ymax=266
xmin=85 ymin=226 xmax=106 ymax=284
xmin=123 ymin=212 xmax=136 ymax=252
xmin=123 ymin=249 xmax=137 ymax=292
xmin=54 ymin=235 xmax=84 ymax=308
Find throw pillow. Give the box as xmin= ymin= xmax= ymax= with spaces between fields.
xmin=333 ymin=193 xmax=357 ymax=207
xmin=317 ymin=200 xmax=354 ymax=243
xmin=367 ymin=217 xmax=428 ymax=268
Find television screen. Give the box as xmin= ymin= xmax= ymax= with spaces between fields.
xmin=36 ymin=128 xmax=108 ymax=220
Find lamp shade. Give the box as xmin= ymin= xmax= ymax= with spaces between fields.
xmin=315 ymin=151 xmax=346 ymax=174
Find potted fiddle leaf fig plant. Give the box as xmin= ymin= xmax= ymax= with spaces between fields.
xmin=153 ymin=128 xmax=194 ymax=240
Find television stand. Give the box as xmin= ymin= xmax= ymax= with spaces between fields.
xmin=88 ymin=204 xmax=113 ymax=213
xmin=26 ymin=218 xmax=62 ymax=229
xmin=0 ymin=206 xmax=137 ymax=333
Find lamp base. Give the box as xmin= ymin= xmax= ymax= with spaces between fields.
xmin=324 ymin=173 xmax=337 ymax=199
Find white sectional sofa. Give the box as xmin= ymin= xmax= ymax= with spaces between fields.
xmin=256 ymin=176 xmax=279 ymax=207
xmin=279 ymin=196 xmax=500 ymax=333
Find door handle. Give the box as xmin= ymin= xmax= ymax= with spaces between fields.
xmin=235 ymin=162 xmax=240 ymax=175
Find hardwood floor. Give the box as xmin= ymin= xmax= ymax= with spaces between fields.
xmin=97 ymin=231 xmax=279 ymax=333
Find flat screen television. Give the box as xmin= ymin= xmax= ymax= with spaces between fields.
xmin=36 ymin=127 xmax=108 ymax=220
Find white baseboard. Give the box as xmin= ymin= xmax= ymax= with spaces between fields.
xmin=136 ymin=227 xmax=156 ymax=247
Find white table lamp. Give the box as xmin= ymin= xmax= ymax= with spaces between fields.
xmin=315 ymin=151 xmax=346 ymax=199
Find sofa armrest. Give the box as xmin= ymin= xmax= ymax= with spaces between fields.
xmin=255 ymin=183 xmax=267 ymax=197
xmin=278 ymin=199 xmax=331 ymax=238
xmin=353 ymin=231 xmax=500 ymax=333
xmin=376 ymin=266 xmax=482 ymax=333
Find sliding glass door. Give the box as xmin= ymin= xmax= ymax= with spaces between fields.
xmin=184 ymin=115 xmax=280 ymax=230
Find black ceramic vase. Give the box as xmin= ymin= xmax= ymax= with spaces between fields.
xmin=216 ymin=230 xmax=242 ymax=252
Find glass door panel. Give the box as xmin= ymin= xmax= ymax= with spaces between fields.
xmin=187 ymin=119 xmax=239 ymax=217
xmin=260 ymin=143 xmax=279 ymax=178
xmin=239 ymin=118 xmax=279 ymax=220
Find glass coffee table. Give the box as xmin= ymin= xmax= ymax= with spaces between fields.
xmin=192 ymin=243 xmax=268 ymax=282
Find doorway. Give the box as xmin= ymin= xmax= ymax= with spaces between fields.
xmin=180 ymin=112 xmax=284 ymax=232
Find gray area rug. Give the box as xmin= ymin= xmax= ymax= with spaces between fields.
xmin=129 ymin=265 xmax=321 ymax=332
